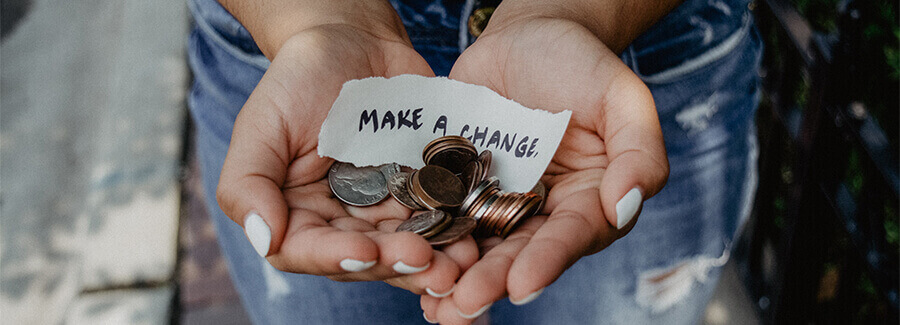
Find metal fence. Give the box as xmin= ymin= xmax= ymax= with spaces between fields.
xmin=734 ymin=0 xmax=899 ymax=323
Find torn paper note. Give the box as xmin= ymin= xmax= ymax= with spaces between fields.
xmin=317 ymin=74 xmax=571 ymax=192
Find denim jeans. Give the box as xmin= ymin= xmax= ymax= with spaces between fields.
xmin=186 ymin=0 xmax=762 ymax=323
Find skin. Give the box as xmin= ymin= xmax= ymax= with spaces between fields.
xmin=214 ymin=0 xmax=678 ymax=323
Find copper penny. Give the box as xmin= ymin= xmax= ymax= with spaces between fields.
xmin=428 ymin=217 xmax=477 ymax=246
xmin=427 ymin=147 xmax=477 ymax=175
xmin=417 ymin=165 xmax=466 ymax=209
xmin=459 ymin=160 xmax=484 ymax=193
xmin=396 ymin=210 xmax=450 ymax=237
xmin=388 ymin=172 xmax=423 ymax=210
xmin=477 ymin=150 xmax=492 ymax=180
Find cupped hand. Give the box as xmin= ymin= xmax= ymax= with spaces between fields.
xmin=422 ymin=17 xmax=669 ymax=323
xmin=215 ymin=24 xmax=478 ymax=295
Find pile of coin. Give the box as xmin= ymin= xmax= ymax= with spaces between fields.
xmin=460 ymin=177 xmax=543 ymax=238
xmin=395 ymin=210 xmax=477 ymax=246
xmin=328 ymin=135 xmax=545 ymax=246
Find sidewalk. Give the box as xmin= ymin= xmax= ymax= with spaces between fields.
xmin=1 ymin=0 xmax=188 ymax=323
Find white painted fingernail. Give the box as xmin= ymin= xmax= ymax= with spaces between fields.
xmin=615 ymin=188 xmax=642 ymax=229
xmin=457 ymin=303 xmax=492 ymax=319
xmin=423 ymin=311 xmax=437 ymax=324
xmin=510 ymin=287 xmax=544 ymax=305
xmin=244 ymin=212 xmax=271 ymax=257
xmin=426 ymin=285 xmax=455 ymax=298
xmin=340 ymin=259 xmax=376 ymax=272
xmin=393 ymin=261 xmax=430 ymax=274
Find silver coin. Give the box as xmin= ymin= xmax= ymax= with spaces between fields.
xmin=459 ymin=177 xmax=500 ymax=216
xmin=396 ymin=210 xmax=450 ymax=237
xmin=531 ymin=180 xmax=547 ymax=213
xmin=328 ymin=161 xmax=389 ymax=206
xmin=379 ymin=163 xmax=401 ymax=181
xmin=388 ymin=172 xmax=424 ymax=210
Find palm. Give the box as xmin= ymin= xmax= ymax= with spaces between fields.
xmin=422 ymin=18 xmax=668 ymax=321
xmin=219 ymin=26 xmax=478 ymax=291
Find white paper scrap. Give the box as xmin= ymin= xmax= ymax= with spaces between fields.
xmin=317 ymin=74 xmax=572 ymax=192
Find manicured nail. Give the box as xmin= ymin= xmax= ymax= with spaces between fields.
xmin=340 ymin=259 xmax=376 ymax=272
xmin=457 ymin=303 xmax=492 ymax=319
xmin=244 ymin=212 xmax=271 ymax=257
xmin=615 ymin=188 xmax=642 ymax=229
xmin=393 ymin=261 xmax=430 ymax=274
xmin=510 ymin=287 xmax=545 ymax=305
xmin=426 ymin=285 xmax=455 ymax=298
xmin=423 ymin=311 xmax=437 ymax=324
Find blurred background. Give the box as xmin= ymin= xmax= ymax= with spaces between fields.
xmin=1 ymin=0 xmax=897 ymax=324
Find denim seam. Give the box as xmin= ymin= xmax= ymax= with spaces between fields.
xmin=636 ymin=12 xmax=752 ymax=85
xmin=187 ymin=0 xmax=270 ymax=70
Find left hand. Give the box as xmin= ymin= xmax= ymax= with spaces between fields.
xmin=421 ymin=16 xmax=669 ymax=324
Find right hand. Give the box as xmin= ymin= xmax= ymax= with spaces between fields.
xmin=215 ymin=23 xmax=478 ymax=296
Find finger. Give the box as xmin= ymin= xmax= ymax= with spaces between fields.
xmin=439 ymin=236 xmax=479 ymax=272
xmin=595 ymin=71 xmax=668 ymax=230
xmin=379 ymin=219 xmax=479 ymax=275
xmin=435 ymin=294 xmax=479 ymax=325
xmin=449 ymin=216 xmax=543 ymax=319
xmin=344 ymin=196 xmax=414 ymax=225
xmin=505 ymin=189 xmax=615 ymax=304
xmin=216 ymin=93 xmax=296 ymax=257
xmin=267 ymin=208 xmax=380 ymax=275
xmin=420 ymin=295 xmax=441 ymax=324
xmin=383 ymin=251 xmax=459 ymax=296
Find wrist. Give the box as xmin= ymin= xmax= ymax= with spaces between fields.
xmin=219 ymin=0 xmax=409 ymax=59
xmin=485 ymin=0 xmax=682 ymax=53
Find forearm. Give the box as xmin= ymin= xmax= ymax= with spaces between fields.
xmin=487 ymin=0 xmax=683 ymax=53
xmin=216 ymin=0 xmax=407 ymax=59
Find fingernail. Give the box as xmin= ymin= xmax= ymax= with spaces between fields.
xmin=244 ymin=212 xmax=271 ymax=257
xmin=340 ymin=259 xmax=376 ymax=272
xmin=426 ymin=285 xmax=455 ymax=298
xmin=510 ymin=287 xmax=544 ymax=305
xmin=393 ymin=261 xmax=430 ymax=274
xmin=423 ymin=311 xmax=437 ymax=324
xmin=615 ymin=188 xmax=642 ymax=229
xmin=457 ymin=303 xmax=492 ymax=319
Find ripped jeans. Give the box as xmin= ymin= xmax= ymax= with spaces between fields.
xmin=186 ymin=0 xmax=762 ymax=323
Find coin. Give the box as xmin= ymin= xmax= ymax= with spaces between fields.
xmin=460 ymin=177 xmax=500 ymax=216
xmin=419 ymin=211 xmax=454 ymax=238
xmin=422 ymin=136 xmax=471 ymax=162
xmin=423 ymin=136 xmax=478 ymax=174
xmin=428 ymin=217 xmax=477 ymax=246
xmin=531 ymin=180 xmax=547 ymax=213
xmin=328 ymin=161 xmax=389 ymax=206
xmin=415 ymin=165 xmax=466 ymax=209
xmin=500 ymin=194 xmax=542 ymax=237
xmin=459 ymin=160 xmax=484 ymax=193
xmin=427 ymin=147 xmax=477 ymax=175
xmin=477 ymin=150 xmax=492 ymax=180
xmin=379 ymin=163 xmax=401 ymax=182
xmin=396 ymin=210 xmax=450 ymax=237
xmin=388 ymin=172 xmax=424 ymax=210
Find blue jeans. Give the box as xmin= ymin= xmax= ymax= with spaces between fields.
xmin=186 ymin=0 xmax=762 ymax=323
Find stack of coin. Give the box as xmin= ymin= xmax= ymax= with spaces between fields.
xmin=329 ymin=135 xmax=546 ymax=245
xmin=460 ymin=177 xmax=545 ymax=238
xmin=422 ymin=136 xmax=477 ymax=174
xmin=395 ymin=210 xmax=478 ymax=246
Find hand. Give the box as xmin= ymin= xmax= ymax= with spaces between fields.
xmin=215 ymin=24 xmax=479 ymax=295
xmin=421 ymin=17 xmax=669 ymax=323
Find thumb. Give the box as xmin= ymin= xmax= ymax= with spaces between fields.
xmin=596 ymin=74 xmax=669 ymax=231
xmin=216 ymin=97 xmax=293 ymax=257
